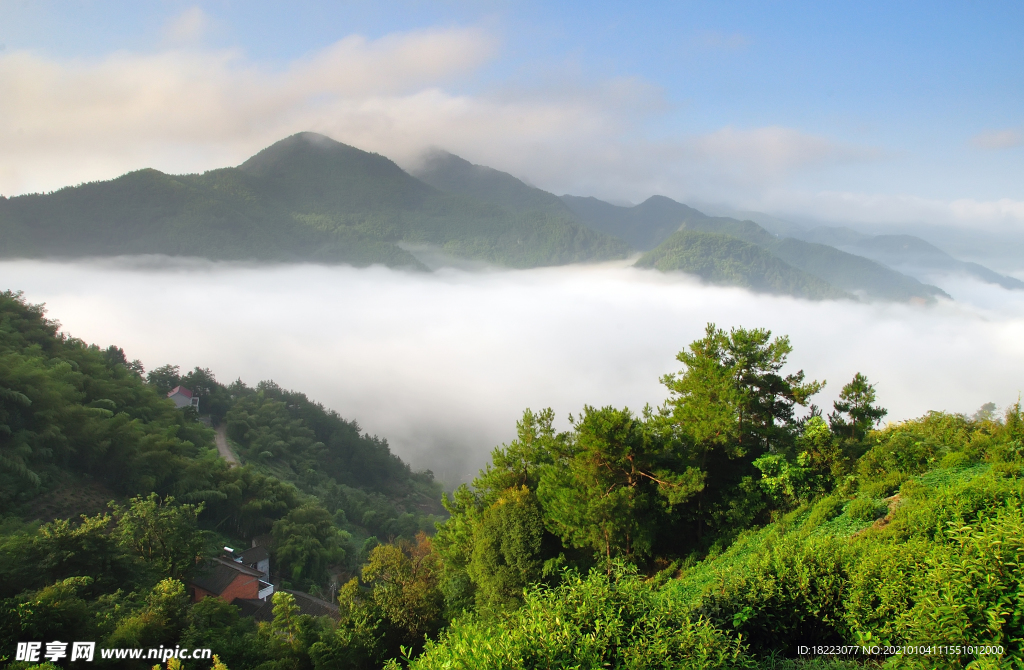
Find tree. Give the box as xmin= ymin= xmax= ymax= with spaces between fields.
xmin=147 ymin=364 xmax=181 ymax=397
xmin=659 ymin=324 xmax=823 ymax=538
xmin=537 ymin=405 xmax=703 ymax=566
xmin=433 ymin=408 xmax=563 ymax=616
xmin=107 ymin=578 xmax=189 ymax=648
xmin=361 ymin=532 xmax=443 ymax=646
xmin=111 ymin=494 xmax=208 ymax=581
xmin=467 ymin=486 xmax=545 ymax=611
xmin=828 ymin=373 xmax=887 ymax=441
xmin=271 ymin=503 xmax=349 ymax=586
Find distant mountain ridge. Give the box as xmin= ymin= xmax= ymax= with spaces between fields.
xmin=635 ymin=230 xmax=850 ymax=300
xmin=560 ymin=193 xmax=948 ymax=302
xmin=0 ymin=130 xmax=1002 ymax=302
xmin=793 ymin=227 xmax=1024 ymax=291
xmin=0 ymin=133 xmax=628 ymax=270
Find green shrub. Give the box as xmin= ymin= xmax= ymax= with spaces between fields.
xmin=843 ymin=538 xmax=934 ymax=646
xmin=846 ymin=498 xmax=888 ymax=522
xmin=805 ymin=495 xmax=846 ymax=529
xmin=898 ymin=505 xmax=1024 ymax=660
xmin=938 ymin=451 xmax=972 ymax=469
xmin=404 ymin=565 xmax=753 ymax=669
xmin=859 ymin=471 xmax=906 ymax=498
xmin=694 ymin=534 xmax=852 ymax=655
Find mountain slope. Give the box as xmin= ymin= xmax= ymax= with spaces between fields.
xmin=413 ymin=150 xmax=572 ymax=217
xmin=563 ymin=193 xmax=948 ymax=301
xmin=849 ymin=234 xmax=1024 ymax=290
xmin=793 ymin=228 xmax=1023 ymax=290
xmin=0 ymin=133 xmax=628 ymax=269
xmin=635 ymin=230 xmax=850 ymax=300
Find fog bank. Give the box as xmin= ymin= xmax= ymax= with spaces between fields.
xmin=3 ymin=258 xmax=1022 ymax=485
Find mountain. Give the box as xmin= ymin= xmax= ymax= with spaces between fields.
xmin=0 ymin=133 xmax=629 ymax=269
xmin=413 ymin=149 xmax=573 ymax=217
xmin=563 ymin=194 xmax=948 ymax=302
xmin=634 ymin=230 xmax=850 ymax=300
xmin=796 ymin=228 xmax=1024 ymax=291
xmin=560 ymin=194 xmax=709 ymax=251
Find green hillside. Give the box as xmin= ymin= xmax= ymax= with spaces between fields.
xmin=0 ymin=133 xmax=628 ymax=269
xmin=562 ymin=193 xmax=948 ymax=301
xmin=413 ymin=150 xmax=574 ymax=217
xmin=0 ymin=290 xmax=442 ymax=591
xmin=635 ymin=230 xmax=850 ymax=300
xmin=847 ymin=233 xmax=1023 ymax=290
xmin=560 ymin=194 xmax=705 ymax=250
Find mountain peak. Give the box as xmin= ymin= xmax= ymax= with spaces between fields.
xmin=239 ymin=132 xmax=380 ymax=176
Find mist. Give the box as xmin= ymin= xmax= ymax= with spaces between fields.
xmin=3 ymin=258 xmax=1022 ymax=486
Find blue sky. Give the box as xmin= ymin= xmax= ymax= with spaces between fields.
xmin=1 ymin=0 xmax=1022 ymax=228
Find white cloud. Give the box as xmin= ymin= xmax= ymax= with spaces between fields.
xmin=755 ymin=190 xmax=1024 ymax=230
xmin=163 ymin=7 xmax=210 ymax=45
xmin=971 ymin=128 xmax=1023 ymax=150
xmin=689 ymin=126 xmax=880 ymax=183
xmin=3 ymin=259 xmax=1023 ymax=484
xmin=0 ymin=26 xmax=877 ymax=207
xmin=0 ymin=27 xmax=498 ymax=194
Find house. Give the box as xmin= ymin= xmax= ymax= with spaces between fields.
xmin=190 ymin=556 xmax=274 ymax=604
xmin=237 ymin=544 xmax=270 ymax=580
xmin=167 ymin=386 xmax=200 ymax=410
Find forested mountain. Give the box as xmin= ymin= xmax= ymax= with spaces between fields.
xmin=0 ymin=290 xmax=441 ymax=597
xmin=562 ymin=193 xmax=949 ymax=301
xmin=634 ymin=230 xmax=850 ymax=300
xmin=3 ymin=292 xmax=1023 ymax=668
xmin=0 ymin=133 xmax=628 ymax=269
xmin=797 ymin=228 xmax=1024 ymax=290
xmin=412 ymin=149 xmax=575 ymax=218
xmin=0 ymin=131 xmax=985 ymax=302
xmin=561 ymin=194 xmax=715 ymax=251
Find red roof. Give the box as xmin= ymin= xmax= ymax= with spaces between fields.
xmin=168 ymin=386 xmax=193 ymax=398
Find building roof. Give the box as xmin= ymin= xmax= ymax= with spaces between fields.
xmin=168 ymin=386 xmax=193 ymax=399
xmin=238 ymin=544 xmax=270 ymax=564
xmin=191 ymin=556 xmax=264 ymax=595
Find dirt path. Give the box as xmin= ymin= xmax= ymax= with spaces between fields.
xmin=215 ymin=424 xmax=240 ymax=467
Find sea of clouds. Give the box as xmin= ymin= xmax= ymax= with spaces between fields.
xmin=3 ymin=258 xmax=1022 ymax=486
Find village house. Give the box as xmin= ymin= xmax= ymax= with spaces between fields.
xmin=190 ymin=555 xmax=275 ymax=604
xmin=167 ymin=386 xmax=200 ymax=410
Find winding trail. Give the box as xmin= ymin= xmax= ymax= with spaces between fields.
xmin=215 ymin=424 xmax=240 ymax=468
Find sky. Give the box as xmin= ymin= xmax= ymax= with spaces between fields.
xmin=2 ymin=0 xmax=1023 ymax=232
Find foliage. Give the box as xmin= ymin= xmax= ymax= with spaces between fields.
xmin=829 ymin=373 xmax=888 ymax=442
xmin=271 ymin=504 xmax=349 ymax=587
xmin=404 ymin=565 xmax=753 ymax=670
xmin=538 ymin=405 xmax=703 ymax=564
xmin=466 ymin=485 xmax=544 ymax=612
xmin=111 ymin=493 xmax=208 ymax=581
xmin=360 ymin=532 xmax=444 ymax=646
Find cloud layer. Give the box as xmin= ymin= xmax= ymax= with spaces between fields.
xmin=2 ymin=259 xmax=1022 ymax=485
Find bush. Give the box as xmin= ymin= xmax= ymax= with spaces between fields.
xmin=694 ymin=534 xmax=852 ymax=655
xmin=938 ymin=450 xmax=972 ymax=469
xmin=846 ymin=498 xmax=887 ymax=522
xmin=805 ymin=495 xmax=846 ymax=529
xmin=405 ymin=565 xmax=753 ymax=669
